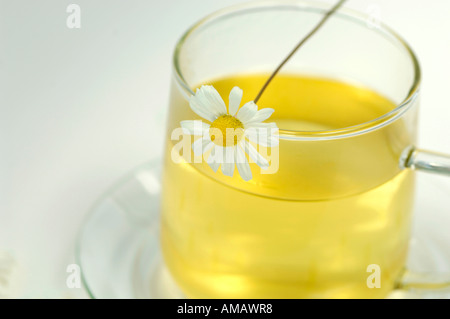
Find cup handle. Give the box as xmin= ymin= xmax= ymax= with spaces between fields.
xmin=403 ymin=147 xmax=450 ymax=176
xmin=393 ymin=269 xmax=450 ymax=298
xmin=392 ymin=147 xmax=450 ymax=298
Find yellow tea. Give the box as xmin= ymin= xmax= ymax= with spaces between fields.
xmin=160 ymin=74 xmax=415 ymax=298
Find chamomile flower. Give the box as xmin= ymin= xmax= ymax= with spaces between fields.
xmin=180 ymin=85 xmax=278 ymax=181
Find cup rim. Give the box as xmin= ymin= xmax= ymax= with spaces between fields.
xmin=172 ymin=0 xmax=421 ymax=141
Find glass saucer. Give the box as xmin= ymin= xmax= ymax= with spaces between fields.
xmin=76 ymin=159 xmax=185 ymax=299
xmin=76 ymin=159 xmax=450 ymax=299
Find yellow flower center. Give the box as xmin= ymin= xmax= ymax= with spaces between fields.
xmin=209 ymin=115 xmax=244 ymax=147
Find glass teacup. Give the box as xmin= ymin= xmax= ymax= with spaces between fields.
xmin=159 ymin=1 xmax=450 ymax=298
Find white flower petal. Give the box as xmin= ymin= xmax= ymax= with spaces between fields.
xmin=241 ymin=140 xmax=269 ymax=169
xmin=245 ymin=127 xmax=279 ymax=147
xmin=236 ymin=101 xmax=258 ymax=123
xmin=228 ymin=87 xmax=243 ymax=116
xmin=245 ymin=122 xmax=278 ymax=130
xmin=206 ymin=147 xmax=220 ymax=173
xmin=221 ymin=146 xmax=235 ymax=177
xmin=248 ymin=135 xmax=279 ymax=147
xmin=189 ymin=85 xmax=227 ymax=122
xmin=235 ymin=144 xmax=252 ymax=181
xmin=204 ymin=140 xmax=215 ymax=153
xmin=199 ymin=85 xmax=228 ymax=116
xmin=244 ymin=108 xmax=275 ymax=125
xmin=180 ymin=120 xmax=210 ymax=135
xmin=192 ymin=136 xmax=214 ymax=156
xmin=189 ymin=96 xmax=217 ymax=123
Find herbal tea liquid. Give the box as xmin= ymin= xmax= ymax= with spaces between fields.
xmin=160 ymin=74 xmax=415 ymax=298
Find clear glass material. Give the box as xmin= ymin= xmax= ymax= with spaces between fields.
xmin=74 ymin=161 xmax=450 ymax=299
xmin=405 ymin=148 xmax=450 ymax=176
xmin=159 ymin=1 xmax=450 ymax=298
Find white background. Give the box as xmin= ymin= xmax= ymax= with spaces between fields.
xmin=1 ymin=0 xmax=450 ymax=298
